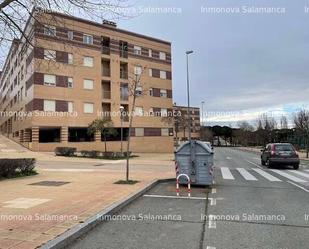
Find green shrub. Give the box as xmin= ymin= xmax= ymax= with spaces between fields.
xmin=80 ymin=150 xmax=100 ymax=158
xmin=55 ymin=147 xmax=76 ymax=157
xmin=0 ymin=158 xmax=36 ymax=178
xmin=102 ymin=151 xmax=115 ymax=159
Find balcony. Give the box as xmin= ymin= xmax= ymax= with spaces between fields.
xmin=120 ymin=70 xmax=128 ymax=79
xmin=102 ymin=46 xmax=110 ymax=55
xmin=102 ymin=67 xmax=110 ymax=77
xmin=119 ymin=50 xmax=128 ymax=58
xmin=102 ymin=90 xmax=111 ymax=99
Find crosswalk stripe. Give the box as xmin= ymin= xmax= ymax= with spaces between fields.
xmin=220 ymin=167 xmax=234 ymax=180
xmin=270 ymin=170 xmax=307 ymax=183
xmin=236 ymin=168 xmax=257 ymax=181
xmin=252 ymin=168 xmax=282 ymax=182
xmin=288 ymin=170 xmax=309 ymax=179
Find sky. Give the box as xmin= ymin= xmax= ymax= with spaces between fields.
xmin=114 ymin=0 xmax=309 ymax=127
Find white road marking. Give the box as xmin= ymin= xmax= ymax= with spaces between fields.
xmin=211 ymin=188 xmax=217 ymax=194
xmin=245 ymin=160 xmax=263 ymax=169
xmin=208 ymin=215 xmax=216 ymax=229
xmin=206 ymin=247 xmax=216 ymax=249
xmin=220 ymin=167 xmax=234 ymax=180
xmin=143 ymin=194 xmax=207 ymax=200
xmin=42 ymin=169 xmax=96 ymax=172
xmin=270 ymin=170 xmax=307 ymax=183
xmin=287 ymin=181 xmax=309 ymax=193
xmin=252 ymin=168 xmax=282 ymax=182
xmin=209 ymin=198 xmax=216 ymax=206
xmin=236 ymin=168 xmax=258 ymax=181
xmin=226 ymin=157 xmax=232 ymax=160
xmin=289 ymin=170 xmax=309 ymax=179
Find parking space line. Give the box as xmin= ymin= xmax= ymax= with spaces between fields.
xmin=211 ymin=188 xmax=216 ymax=194
xmin=143 ymin=194 xmax=207 ymax=200
xmin=252 ymin=168 xmax=282 ymax=182
xmin=209 ymin=198 xmax=216 ymax=206
xmin=270 ymin=170 xmax=307 ymax=183
xmin=237 ymin=168 xmax=258 ymax=181
xmin=208 ymin=215 xmax=216 ymax=229
xmin=287 ymin=181 xmax=309 ymax=193
xmin=220 ymin=167 xmax=234 ymax=180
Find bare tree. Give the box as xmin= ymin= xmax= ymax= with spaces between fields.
xmin=294 ymin=109 xmax=309 ymax=158
xmin=280 ymin=115 xmax=289 ymax=129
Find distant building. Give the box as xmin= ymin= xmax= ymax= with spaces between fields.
xmin=173 ymin=105 xmax=201 ymax=141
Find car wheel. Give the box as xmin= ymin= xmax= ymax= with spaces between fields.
xmin=266 ymin=159 xmax=271 ymax=168
xmin=293 ymin=164 xmax=299 ymax=170
xmin=261 ymin=159 xmax=265 ymax=166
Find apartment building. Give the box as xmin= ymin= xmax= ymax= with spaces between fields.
xmin=173 ymin=105 xmax=201 ymax=141
xmin=0 ymin=11 xmax=173 ymax=153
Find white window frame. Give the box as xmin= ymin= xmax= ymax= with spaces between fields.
xmin=83 ymin=34 xmax=93 ymax=45
xmin=134 ymin=66 xmax=142 ymax=75
xmin=68 ymin=53 xmax=73 ymax=64
xmin=149 ymin=49 xmax=152 ymax=57
xmin=149 ymin=88 xmax=153 ymax=96
xmin=43 ymin=100 xmax=56 ymax=112
xmin=83 ymin=79 xmax=94 ymax=90
xmin=160 ymin=70 xmax=167 ymax=79
xmin=68 ymin=31 xmax=74 ymax=40
xmin=84 ymin=103 xmax=94 ymax=114
xmin=83 ymin=56 xmax=94 ymax=67
xmin=68 ymin=102 xmax=73 ymax=113
xmin=133 ymin=46 xmax=142 ymax=55
xmin=160 ymin=89 xmax=167 ymax=98
xmin=44 ymin=49 xmax=56 ymax=61
xmin=161 ymin=128 xmax=169 ymax=136
xmin=135 ymin=128 xmax=144 ymax=137
xmin=68 ymin=77 xmax=73 ymax=88
xmin=149 ymin=69 xmax=153 ymax=77
xmin=159 ymin=51 xmax=166 ymax=60
xmin=134 ymin=106 xmax=144 ymax=116
xmin=44 ymin=25 xmax=56 ymax=36
xmin=161 ymin=108 xmax=168 ymax=117
xmin=44 ymin=74 xmax=56 ymax=86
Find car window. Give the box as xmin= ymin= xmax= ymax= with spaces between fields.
xmin=275 ymin=144 xmax=294 ymax=151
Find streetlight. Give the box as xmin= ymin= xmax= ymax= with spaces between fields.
xmin=186 ymin=50 xmax=193 ymax=141
xmin=201 ymin=101 xmax=205 ymax=127
xmin=119 ymin=105 xmax=124 ymax=154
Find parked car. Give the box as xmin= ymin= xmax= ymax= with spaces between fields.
xmin=203 ymin=142 xmax=214 ymax=152
xmin=261 ymin=143 xmax=300 ymax=170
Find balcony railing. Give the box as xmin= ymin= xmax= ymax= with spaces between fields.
xmin=102 ymin=90 xmax=111 ymax=99
xmin=102 ymin=46 xmax=110 ymax=55
xmin=120 ymin=70 xmax=128 ymax=79
xmin=102 ymin=67 xmax=110 ymax=77
xmin=119 ymin=50 xmax=128 ymax=58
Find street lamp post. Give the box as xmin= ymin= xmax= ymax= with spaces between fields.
xmin=186 ymin=50 xmax=193 ymax=142
xmin=119 ymin=106 xmax=124 ymax=154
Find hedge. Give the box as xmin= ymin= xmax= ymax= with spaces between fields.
xmin=0 ymin=158 xmax=36 ymax=178
xmin=55 ymin=147 xmax=77 ymax=157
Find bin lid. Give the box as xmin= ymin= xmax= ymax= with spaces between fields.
xmin=175 ymin=140 xmax=213 ymax=154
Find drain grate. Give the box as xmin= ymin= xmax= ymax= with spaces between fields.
xmin=29 ymin=181 xmax=70 ymax=186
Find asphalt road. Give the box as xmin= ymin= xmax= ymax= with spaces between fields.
xmin=66 ymin=147 xmax=309 ymax=249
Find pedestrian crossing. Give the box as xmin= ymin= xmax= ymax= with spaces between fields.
xmin=219 ymin=167 xmax=309 ymax=183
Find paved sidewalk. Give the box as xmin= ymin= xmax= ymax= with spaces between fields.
xmin=0 ymin=159 xmax=174 ymax=249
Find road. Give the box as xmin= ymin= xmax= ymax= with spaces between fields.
xmin=66 ymin=147 xmax=309 ymax=249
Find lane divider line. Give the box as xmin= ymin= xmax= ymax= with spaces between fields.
xmin=287 ymin=181 xmax=309 ymax=193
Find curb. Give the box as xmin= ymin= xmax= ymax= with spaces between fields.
xmin=39 ymin=178 xmax=174 ymax=249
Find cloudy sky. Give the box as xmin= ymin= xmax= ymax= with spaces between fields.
xmin=116 ymin=0 xmax=309 ymax=127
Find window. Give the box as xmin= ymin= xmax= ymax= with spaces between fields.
xmin=161 ymin=128 xmax=169 ymax=136
xmin=68 ymin=102 xmax=73 ymax=113
xmin=161 ymin=108 xmax=168 ymax=117
xmin=149 ymin=88 xmax=153 ymax=96
xmin=133 ymin=46 xmax=142 ymax=55
xmin=149 ymin=49 xmax=152 ymax=57
xmin=44 ymin=74 xmax=56 ymax=86
xmin=160 ymin=70 xmax=167 ymax=79
xmin=134 ymin=107 xmax=144 ymax=116
xmin=149 ymin=108 xmax=154 ymax=115
xmin=68 ymin=77 xmax=73 ymax=88
xmin=83 ymin=34 xmax=93 ymax=45
xmin=134 ymin=66 xmax=142 ymax=75
xmin=159 ymin=51 xmax=166 ymax=60
xmin=135 ymin=128 xmax=144 ymax=137
xmin=84 ymin=103 xmax=94 ymax=113
xmin=68 ymin=31 xmax=74 ymax=40
xmin=68 ymin=53 xmax=73 ymax=64
xmin=83 ymin=79 xmax=94 ymax=90
xmin=44 ymin=25 xmax=56 ymax=36
xmin=149 ymin=69 xmax=153 ymax=77
xmin=44 ymin=49 xmax=56 ymax=61
xmin=83 ymin=56 xmax=94 ymax=67
xmin=44 ymin=100 xmax=56 ymax=112
xmin=160 ymin=89 xmax=167 ymax=98
xmin=135 ymin=85 xmax=142 ymax=96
